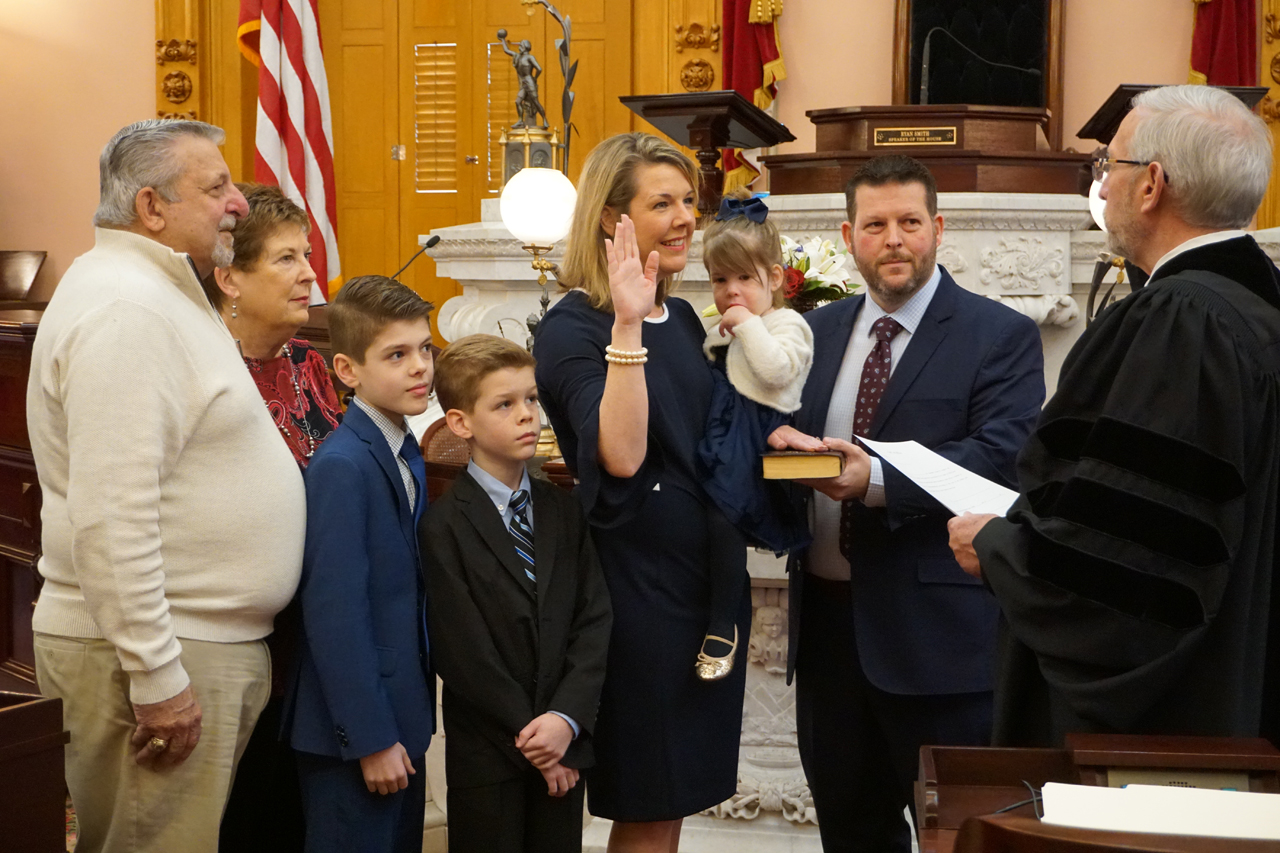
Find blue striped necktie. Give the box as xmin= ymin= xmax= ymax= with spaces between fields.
xmin=510 ymin=489 xmax=536 ymax=587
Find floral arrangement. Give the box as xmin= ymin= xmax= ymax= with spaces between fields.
xmin=780 ymin=235 xmax=861 ymax=306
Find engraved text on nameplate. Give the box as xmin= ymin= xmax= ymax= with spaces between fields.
xmin=873 ymin=127 xmax=957 ymax=146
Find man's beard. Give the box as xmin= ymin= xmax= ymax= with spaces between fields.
xmin=211 ymin=215 xmax=237 ymax=269
xmin=859 ymin=243 xmax=937 ymax=305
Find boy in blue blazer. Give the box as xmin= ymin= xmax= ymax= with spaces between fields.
xmin=421 ymin=335 xmax=612 ymax=853
xmin=282 ymin=275 xmax=436 ymax=853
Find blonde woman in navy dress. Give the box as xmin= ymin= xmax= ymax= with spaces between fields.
xmin=534 ymin=133 xmax=749 ymax=853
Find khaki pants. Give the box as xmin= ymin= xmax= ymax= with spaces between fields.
xmin=34 ymin=634 xmax=270 ymax=853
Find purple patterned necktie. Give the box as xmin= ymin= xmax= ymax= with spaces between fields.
xmin=840 ymin=315 xmax=903 ymax=560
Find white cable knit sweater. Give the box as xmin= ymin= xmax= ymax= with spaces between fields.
xmin=702 ymin=307 xmax=814 ymax=414
xmin=27 ymin=228 xmax=305 ymax=704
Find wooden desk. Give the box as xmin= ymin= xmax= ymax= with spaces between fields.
xmin=917 ymin=736 xmax=1280 ymax=853
xmin=0 ymin=693 xmax=70 ymax=853
xmin=956 ymin=815 xmax=1280 ymax=853
xmin=0 ymin=308 xmax=42 ymax=695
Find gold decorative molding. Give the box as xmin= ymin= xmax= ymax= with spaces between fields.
xmin=158 ymin=109 xmax=198 ymax=121
xmin=675 ymin=23 xmax=720 ymax=53
xmin=1266 ymin=11 xmax=1280 ymax=44
xmin=162 ymin=70 xmax=193 ymax=104
xmin=1260 ymin=94 xmax=1280 ymax=125
xmin=156 ymin=38 xmax=198 ymax=65
xmin=679 ymin=59 xmax=715 ymax=92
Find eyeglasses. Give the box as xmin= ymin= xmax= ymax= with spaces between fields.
xmin=1091 ymin=148 xmax=1171 ymax=185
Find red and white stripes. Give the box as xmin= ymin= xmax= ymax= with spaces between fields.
xmin=238 ymin=0 xmax=340 ymax=303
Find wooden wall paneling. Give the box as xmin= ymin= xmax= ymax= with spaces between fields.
xmin=155 ymin=0 xmax=204 ymax=123
xmin=322 ymin=0 xmax=403 ymax=293
xmin=1257 ymin=5 xmax=1280 ymax=230
xmin=204 ymin=0 xmax=258 ymax=181
xmin=632 ymin=0 xmax=671 ymax=136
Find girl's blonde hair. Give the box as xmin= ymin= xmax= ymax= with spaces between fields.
xmin=702 ymin=188 xmax=787 ymax=309
xmin=558 ymin=133 xmax=698 ymax=313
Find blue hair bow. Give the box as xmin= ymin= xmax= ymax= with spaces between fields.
xmin=715 ymin=195 xmax=769 ymax=224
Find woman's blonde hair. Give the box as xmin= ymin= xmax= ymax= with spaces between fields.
xmin=702 ymin=188 xmax=787 ymax=310
xmin=558 ymin=133 xmax=698 ymax=312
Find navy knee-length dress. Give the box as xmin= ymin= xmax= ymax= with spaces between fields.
xmin=534 ymin=290 xmax=749 ymax=822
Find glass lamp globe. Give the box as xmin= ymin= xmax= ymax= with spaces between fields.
xmin=1089 ymin=179 xmax=1107 ymax=233
xmin=500 ymin=168 xmax=577 ymax=247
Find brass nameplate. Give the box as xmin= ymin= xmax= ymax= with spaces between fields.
xmin=873 ymin=127 xmax=957 ymax=146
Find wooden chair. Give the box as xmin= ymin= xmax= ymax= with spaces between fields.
xmin=0 ymin=251 xmax=46 ymax=302
xmin=419 ymin=417 xmax=470 ymax=504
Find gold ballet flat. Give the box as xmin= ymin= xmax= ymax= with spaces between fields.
xmin=695 ymin=627 xmax=738 ymax=682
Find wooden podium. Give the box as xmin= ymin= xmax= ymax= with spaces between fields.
xmin=619 ymin=91 xmax=795 ymax=221
xmin=761 ymin=104 xmax=1091 ymax=196
xmin=916 ymin=734 xmax=1280 ymax=853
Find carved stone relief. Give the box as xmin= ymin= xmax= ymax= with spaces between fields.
xmin=980 ymin=236 xmax=1064 ymax=290
xmin=680 ymin=59 xmax=715 ymax=92
xmin=936 ymin=240 xmax=968 ymax=274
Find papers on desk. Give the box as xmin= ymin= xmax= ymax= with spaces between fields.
xmin=856 ymin=436 xmax=1019 ymax=517
xmin=1040 ymin=782 xmax=1280 ymax=840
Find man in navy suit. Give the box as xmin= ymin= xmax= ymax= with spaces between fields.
xmin=770 ymin=155 xmax=1045 ymax=852
xmin=282 ymin=276 xmax=437 ymax=853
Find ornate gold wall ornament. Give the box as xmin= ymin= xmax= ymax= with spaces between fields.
xmin=162 ymin=71 xmax=193 ymax=104
xmin=156 ymin=39 xmax=197 ymax=65
xmin=680 ymin=59 xmax=715 ymax=92
xmin=157 ymin=110 xmax=198 ymax=121
xmin=1267 ymin=11 xmax=1280 ymax=44
xmin=674 ymin=23 xmax=721 ymax=53
xmin=1260 ymin=94 xmax=1280 ymax=125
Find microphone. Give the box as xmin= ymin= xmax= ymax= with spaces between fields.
xmin=391 ymin=234 xmax=442 ymax=281
xmin=919 ymin=26 xmax=1041 ymax=106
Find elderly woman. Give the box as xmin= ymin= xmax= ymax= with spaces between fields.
xmin=210 ymin=184 xmax=342 ymax=853
xmin=534 ymin=133 xmax=749 ymax=853
xmin=210 ymin=183 xmax=342 ymax=466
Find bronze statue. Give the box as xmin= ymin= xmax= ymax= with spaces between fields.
xmin=496 ymin=29 xmax=548 ymax=129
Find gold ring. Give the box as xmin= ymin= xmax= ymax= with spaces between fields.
xmin=148 ymin=736 xmax=169 ymax=753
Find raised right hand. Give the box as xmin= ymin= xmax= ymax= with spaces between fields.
xmin=605 ymin=213 xmax=659 ymax=326
xmin=359 ymin=741 xmax=416 ymax=795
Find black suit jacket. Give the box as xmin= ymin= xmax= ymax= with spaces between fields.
xmin=787 ymin=268 xmax=1045 ymax=695
xmin=419 ymin=470 xmax=613 ymax=788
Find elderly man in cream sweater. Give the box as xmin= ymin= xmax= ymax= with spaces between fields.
xmin=27 ymin=119 xmax=306 ymax=853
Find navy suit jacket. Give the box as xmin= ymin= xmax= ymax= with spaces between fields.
xmin=787 ymin=268 xmax=1045 ymax=695
xmin=283 ymin=403 xmax=436 ymax=761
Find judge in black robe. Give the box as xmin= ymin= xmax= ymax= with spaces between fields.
xmin=967 ymin=234 xmax=1280 ymax=748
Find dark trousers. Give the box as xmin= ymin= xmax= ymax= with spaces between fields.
xmin=795 ymin=574 xmax=992 ymax=853
xmin=296 ymin=750 xmax=426 ymax=853
xmin=220 ymin=697 xmax=306 ymax=853
xmin=447 ymin=767 xmax=584 ymax=853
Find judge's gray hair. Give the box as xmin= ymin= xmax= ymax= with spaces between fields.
xmin=93 ymin=119 xmax=226 ymax=228
xmin=1129 ymin=85 xmax=1272 ymax=230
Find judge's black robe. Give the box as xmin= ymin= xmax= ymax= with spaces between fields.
xmin=975 ymin=236 xmax=1280 ymax=747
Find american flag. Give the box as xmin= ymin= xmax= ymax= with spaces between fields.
xmin=237 ymin=0 xmax=340 ymax=303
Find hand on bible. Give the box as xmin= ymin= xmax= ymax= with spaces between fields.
xmin=948 ymin=513 xmax=997 ymax=579
xmin=767 ymin=424 xmax=828 ymax=453
xmin=799 ymin=437 xmax=872 ymax=502
xmin=516 ymin=712 xmax=573 ymax=768
xmin=605 ymin=213 xmax=659 ymax=327
xmin=358 ymin=741 xmax=416 ymax=795
xmin=538 ymin=762 xmax=580 ymax=797
xmin=131 ymin=684 xmax=202 ymax=769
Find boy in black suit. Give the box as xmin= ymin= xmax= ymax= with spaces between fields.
xmin=421 ymin=334 xmax=612 ymax=853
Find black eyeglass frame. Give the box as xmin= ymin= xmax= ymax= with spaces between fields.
xmin=1091 ymin=153 xmax=1172 ymax=185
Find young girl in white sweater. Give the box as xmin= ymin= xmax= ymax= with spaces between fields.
xmin=695 ymin=190 xmax=814 ymax=680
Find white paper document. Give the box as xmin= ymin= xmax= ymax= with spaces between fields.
xmin=857 ymin=436 xmax=1019 ymax=517
xmin=1040 ymin=782 xmax=1280 ymax=840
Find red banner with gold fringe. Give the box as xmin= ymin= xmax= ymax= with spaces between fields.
xmin=1189 ymin=0 xmax=1256 ymax=86
xmin=722 ymin=0 xmax=786 ymax=192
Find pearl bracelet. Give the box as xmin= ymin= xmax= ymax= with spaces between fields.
xmin=605 ymin=345 xmax=648 ymax=358
xmin=605 ymin=352 xmax=648 ymax=365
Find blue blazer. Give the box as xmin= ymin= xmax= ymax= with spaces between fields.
xmin=283 ymin=403 xmax=435 ymax=761
xmin=787 ymin=269 xmax=1045 ymax=695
